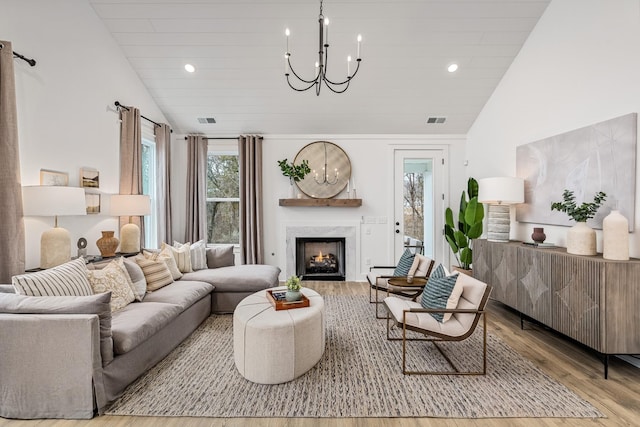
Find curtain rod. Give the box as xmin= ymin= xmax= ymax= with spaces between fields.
xmin=114 ymin=101 xmax=172 ymax=132
xmin=12 ymin=50 xmax=36 ymax=67
xmin=184 ymin=136 xmax=239 ymax=140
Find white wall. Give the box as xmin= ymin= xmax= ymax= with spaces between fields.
xmin=3 ymin=0 xmax=167 ymax=269
xmin=467 ymin=0 xmax=640 ymax=256
xmin=172 ymin=134 xmax=467 ymax=280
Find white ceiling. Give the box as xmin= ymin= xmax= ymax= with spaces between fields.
xmin=89 ymin=0 xmax=551 ymax=136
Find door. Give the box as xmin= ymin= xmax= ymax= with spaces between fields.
xmin=393 ymin=149 xmax=446 ymax=265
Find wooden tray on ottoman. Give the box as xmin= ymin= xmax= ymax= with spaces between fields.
xmin=266 ymin=289 xmax=310 ymax=310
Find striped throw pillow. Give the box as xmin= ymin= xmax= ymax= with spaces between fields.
xmin=134 ymin=255 xmax=174 ymax=291
xmin=12 ymin=258 xmax=93 ymax=296
xmin=189 ymin=240 xmax=207 ymax=271
xmin=144 ymin=248 xmax=183 ymax=280
xmin=421 ymin=264 xmax=460 ymax=323
xmin=393 ymin=249 xmax=416 ymax=276
xmin=165 ymin=242 xmax=193 ymax=273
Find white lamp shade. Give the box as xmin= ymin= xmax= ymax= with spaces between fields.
xmin=22 ymin=186 xmax=87 ymax=217
xmin=110 ymin=194 xmax=151 ymax=216
xmin=478 ymin=177 xmax=524 ymax=205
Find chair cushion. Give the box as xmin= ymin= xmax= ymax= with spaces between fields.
xmin=408 ymin=254 xmax=433 ymax=277
xmin=393 ymin=249 xmax=415 ymax=276
xmin=385 ymin=296 xmax=470 ymax=338
xmin=12 ymin=258 xmax=92 ymax=297
xmin=420 ymin=264 xmax=459 ymax=322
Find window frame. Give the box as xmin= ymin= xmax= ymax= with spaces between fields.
xmin=141 ymin=122 xmax=158 ymax=249
xmin=206 ymin=142 xmax=240 ymax=247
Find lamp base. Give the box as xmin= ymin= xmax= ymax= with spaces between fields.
xmin=41 ymin=227 xmax=71 ymax=269
xmin=486 ymin=204 xmax=511 ymax=243
xmin=120 ymin=223 xmax=141 ymax=253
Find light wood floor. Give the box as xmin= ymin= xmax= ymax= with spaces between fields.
xmin=2 ymin=281 xmax=640 ymax=427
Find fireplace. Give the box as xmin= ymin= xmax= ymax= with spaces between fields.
xmin=296 ymin=237 xmax=346 ymax=281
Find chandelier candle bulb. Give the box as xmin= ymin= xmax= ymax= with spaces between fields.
xmin=347 ymin=55 xmax=351 ymax=75
xmin=357 ymin=35 xmax=362 ymax=58
xmin=324 ymin=18 xmax=329 ymax=45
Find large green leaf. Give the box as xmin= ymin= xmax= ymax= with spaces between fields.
xmin=467 ymin=222 xmax=483 ymax=239
xmin=445 ymin=208 xmax=455 ymax=229
xmin=467 ymin=177 xmax=479 ymax=199
xmin=460 ymin=247 xmax=473 ymax=269
xmin=454 ymin=230 xmax=468 ymax=249
xmin=458 ymin=192 xmax=467 ymax=232
xmin=464 ymin=197 xmax=484 ymax=226
xmin=445 ymin=235 xmax=459 ymax=254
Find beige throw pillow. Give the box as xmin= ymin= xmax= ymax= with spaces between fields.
xmin=123 ymin=258 xmax=147 ymax=301
xmin=87 ymin=258 xmax=136 ymax=312
xmin=163 ymin=242 xmax=193 ymax=273
xmin=143 ymin=248 xmax=183 ymax=280
xmin=135 ymin=255 xmax=174 ymax=291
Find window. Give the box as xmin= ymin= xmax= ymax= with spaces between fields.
xmin=141 ymin=123 xmax=158 ymax=248
xmin=207 ymin=148 xmax=240 ymax=244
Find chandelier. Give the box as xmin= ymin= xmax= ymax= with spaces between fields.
xmin=284 ymin=0 xmax=362 ymax=95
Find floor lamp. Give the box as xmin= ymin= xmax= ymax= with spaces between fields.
xmin=110 ymin=194 xmax=151 ymax=253
xmin=22 ymin=186 xmax=87 ymax=268
xmin=477 ymin=177 xmax=524 ymax=242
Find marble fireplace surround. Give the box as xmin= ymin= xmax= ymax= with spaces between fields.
xmin=285 ymin=223 xmax=359 ymax=281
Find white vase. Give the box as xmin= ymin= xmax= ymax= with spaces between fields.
xmin=289 ymin=179 xmax=296 ymax=199
xmin=603 ymin=210 xmax=629 ymax=260
xmin=566 ymin=222 xmax=596 ymax=256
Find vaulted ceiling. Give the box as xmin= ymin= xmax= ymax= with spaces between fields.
xmin=90 ymin=0 xmax=551 ymax=135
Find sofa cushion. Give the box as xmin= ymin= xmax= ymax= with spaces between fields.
xmin=110 ymin=302 xmax=183 ymax=354
xmin=123 ymin=258 xmax=147 ymax=301
xmin=206 ymin=246 xmax=235 ymax=268
xmin=87 ymin=258 xmax=136 ymax=312
xmin=0 ymin=292 xmax=114 ymax=365
xmin=142 ymin=281 xmax=214 ymax=311
xmin=143 ymin=248 xmax=183 ymax=281
xmin=180 ymin=264 xmax=280 ymax=293
xmin=12 ymin=258 xmax=92 ymax=296
xmin=164 ymin=242 xmax=193 ymax=273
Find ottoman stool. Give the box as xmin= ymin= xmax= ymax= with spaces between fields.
xmin=233 ymin=287 xmax=325 ymax=384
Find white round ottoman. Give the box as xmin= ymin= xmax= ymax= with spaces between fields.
xmin=233 ymin=287 xmax=325 ymax=384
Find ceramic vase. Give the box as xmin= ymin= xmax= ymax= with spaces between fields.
xmin=96 ymin=231 xmax=119 ymax=257
xmin=566 ymin=222 xmax=596 ymax=256
xmin=285 ymin=290 xmax=302 ymax=302
xmin=289 ymin=179 xmax=296 ymax=199
xmin=603 ymin=210 xmax=629 ymax=260
xmin=531 ymin=227 xmax=546 ymax=244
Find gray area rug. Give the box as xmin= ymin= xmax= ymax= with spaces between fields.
xmin=106 ymin=295 xmax=604 ymax=418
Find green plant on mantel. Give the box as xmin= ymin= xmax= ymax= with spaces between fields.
xmin=277 ymin=159 xmax=311 ymax=183
xmin=551 ymin=189 xmax=607 ymax=222
xmin=444 ymin=177 xmax=484 ymax=270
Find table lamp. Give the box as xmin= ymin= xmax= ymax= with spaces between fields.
xmin=110 ymin=194 xmax=151 ymax=253
xmin=22 ymin=186 xmax=87 ymax=268
xmin=478 ymin=177 xmax=524 ymax=242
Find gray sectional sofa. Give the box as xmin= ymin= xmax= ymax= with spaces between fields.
xmin=0 ymin=250 xmax=280 ymax=419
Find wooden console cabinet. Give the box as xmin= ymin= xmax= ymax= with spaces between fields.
xmin=473 ymin=239 xmax=640 ymax=378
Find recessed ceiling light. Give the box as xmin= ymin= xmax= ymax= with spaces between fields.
xmin=185 ymin=64 xmax=195 ymax=73
xmin=447 ymin=63 xmax=458 ymax=73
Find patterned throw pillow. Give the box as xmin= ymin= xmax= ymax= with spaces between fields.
xmin=393 ymin=249 xmax=416 ymax=276
xmin=87 ymin=258 xmax=136 ymax=312
xmin=134 ymin=255 xmax=174 ymax=291
xmin=12 ymin=258 xmax=93 ymax=296
xmin=165 ymin=242 xmax=193 ymax=273
xmin=421 ymin=264 xmax=460 ymax=323
xmin=189 ymin=240 xmax=207 ymax=271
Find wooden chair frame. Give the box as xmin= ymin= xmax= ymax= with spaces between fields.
xmin=384 ymin=285 xmax=492 ymax=375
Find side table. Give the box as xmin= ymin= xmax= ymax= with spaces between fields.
xmin=386 ymin=277 xmax=428 ymax=301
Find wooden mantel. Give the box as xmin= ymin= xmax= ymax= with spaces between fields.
xmin=279 ymin=198 xmax=362 ymax=207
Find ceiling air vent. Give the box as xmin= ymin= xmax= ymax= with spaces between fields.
xmin=426 ymin=117 xmax=446 ymax=124
xmin=197 ymin=117 xmax=216 ymax=124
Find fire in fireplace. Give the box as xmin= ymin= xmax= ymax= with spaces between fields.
xmin=295 ymin=237 xmax=345 ymax=281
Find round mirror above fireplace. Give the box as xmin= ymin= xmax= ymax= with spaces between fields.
xmin=294 ymin=141 xmax=351 ymax=199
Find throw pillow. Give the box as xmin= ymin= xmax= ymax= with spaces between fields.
xmin=189 ymin=240 xmax=207 ymax=270
xmin=12 ymin=258 xmax=93 ymax=296
xmin=164 ymin=242 xmax=193 ymax=273
xmin=134 ymin=255 xmax=174 ymax=291
xmin=408 ymin=254 xmax=434 ymax=277
xmin=144 ymin=248 xmax=183 ymax=281
xmin=206 ymin=245 xmax=235 ymax=268
xmin=87 ymin=258 xmax=136 ymax=312
xmin=393 ymin=249 xmax=416 ymax=276
xmin=123 ymin=258 xmax=147 ymax=301
xmin=0 ymin=291 xmax=114 ymax=365
xmin=421 ymin=264 xmax=460 ymax=323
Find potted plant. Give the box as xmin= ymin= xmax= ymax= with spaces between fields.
xmin=278 ymin=159 xmax=311 ymax=198
xmin=444 ymin=177 xmax=484 ymax=274
xmin=285 ymin=275 xmax=303 ymax=302
xmin=551 ymin=189 xmax=606 ymax=255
